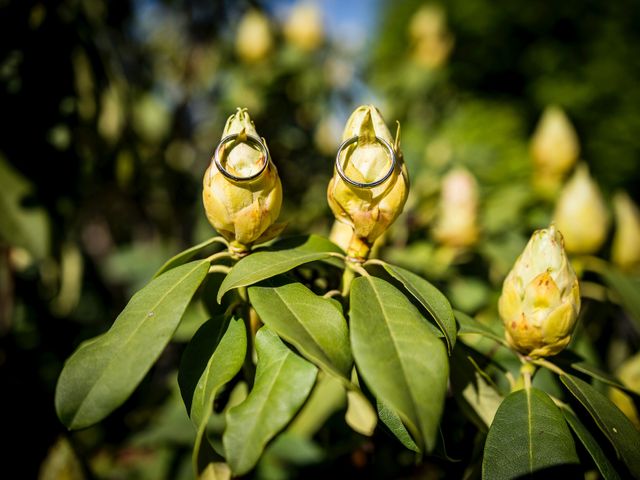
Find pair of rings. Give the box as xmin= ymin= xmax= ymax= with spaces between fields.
xmin=213 ymin=133 xmax=397 ymax=188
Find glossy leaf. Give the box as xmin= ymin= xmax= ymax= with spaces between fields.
xmin=223 ymin=328 xmax=317 ymax=475
xmin=377 ymin=400 xmax=420 ymax=453
xmin=248 ymin=278 xmax=352 ymax=378
xmin=55 ymin=260 xmax=209 ymax=430
xmin=218 ymin=235 xmax=343 ymax=302
xmin=350 ymin=276 xmax=448 ymax=451
xmin=179 ymin=316 xmax=246 ymax=478
xmin=561 ymin=406 xmax=622 ymax=480
xmin=560 ymin=374 xmax=640 ymax=477
xmin=154 ymin=236 xmax=227 ymax=278
xmin=369 ymin=260 xmax=456 ymax=352
xmin=482 ymin=387 xmax=579 ymax=479
xmin=178 ymin=316 xmax=247 ymax=426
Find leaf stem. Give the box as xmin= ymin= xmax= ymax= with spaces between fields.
xmin=531 ymin=358 xmax=567 ymax=377
xmin=208 ymin=265 xmax=231 ymax=274
xmin=207 ymin=251 xmax=233 ymax=263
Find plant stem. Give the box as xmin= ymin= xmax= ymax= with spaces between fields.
xmin=531 ymin=357 xmax=567 ymax=376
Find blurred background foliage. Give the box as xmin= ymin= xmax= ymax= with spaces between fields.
xmin=1 ymin=0 xmax=639 ymax=478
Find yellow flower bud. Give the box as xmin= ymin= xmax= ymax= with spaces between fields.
xmin=612 ymin=191 xmax=640 ymax=271
xmin=498 ymin=225 xmax=580 ymax=358
xmin=203 ymin=109 xmax=284 ymax=256
xmin=433 ymin=168 xmax=479 ymax=248
xmin=530 ymin=106 xmax=580 ymax=195
xmin=283 ymin=1 xmax=324 ymax=51
xmin=553 ymin=164 xmax=610 ymax=255
xmin=235 ymin=10 xmax=273 ymax=64
xmin=408 ymin=5 xmax=454 ymax=69
xmin=327 ymin=105 xmax=409 ymax=261
xmin=609 ymin=352 xmax=640 ymax=429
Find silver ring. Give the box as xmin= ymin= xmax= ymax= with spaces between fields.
xmin=335 ymin=135 xmax=396 ymax=188
xmin=213 ymin=133 xmax=269 ymax=182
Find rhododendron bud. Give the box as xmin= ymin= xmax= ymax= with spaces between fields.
xmin=283 ymin=1 xmax=324 ymax=51
xmin=203 ymin=109 xmax=284 ymax=257
xmin=611 ymin=191 xmax=640 ymax=271
xmin=531 ymin=106 xmax=580 ymax=195
xmin=408 ymin=5 xmax=454 ymax=69
xmin=327 ymin=105 xmax=408 ymax=262
xmin=235 ymin=10 xmax=273 ymax=64
xmin=553 ymin=164 xmax=609 ymax=255
xmin=433 ymin=167 xmax=479 ymax=248
xmin=499 ymin=225 xmax=580 ymax=358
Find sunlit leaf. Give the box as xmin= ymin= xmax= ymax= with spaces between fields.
xmin=154 ymin=236 xmax=227 ymax=278
xmin=350 ymin=276 xmax=448 ymax=451
xmin=55 ymin=260 xmax=209 ymax=430
xmin=369 ymin=260 xmax=456 ymax=352
xmin=223 ymin=328 xmax=317 ymax=475
xmin=217 ymin=235 xmax=343 ymax=302
xmin=248 ymin=277 xmax=352 ymax=378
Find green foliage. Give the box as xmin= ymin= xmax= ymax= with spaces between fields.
xmin=350 ymin=275 xmax=449 ymax=452
xmin=223 ymin=327 xmax=318 ymax=475
xmin=248 ymin=278 xmax=352 ymax=379
xmin=55 ymin=260 xmax=209 ymax=430
xmin=482 ymin=387 xmax=579 ymax=479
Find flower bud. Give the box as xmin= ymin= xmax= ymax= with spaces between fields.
xmin=433 ymin=168 xmax=479 ymax=248
xmin=235 ymin=10 xmax=273 ymax=64
xmin=498 ymin=225 xmax=580 ymax=358
xmin=327 ymin=105 xmax=409 ymax=261
xmin=553 ymin=164 xmax=610 ymax=255
xmin=283 ymin=1 xmax=324 ymax=51
xmin=530 ymin=106 xmax=579 ymax=195
xmin=203 ymin=109 xmax=284 ymax=256
xmin=408 ymin=5 xmax=454 ymax=69
xmin=611 ymin=191 xmax=640 ymax=270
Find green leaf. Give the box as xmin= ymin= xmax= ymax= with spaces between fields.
xmin=345 ymin=389 xmax=377 ymax=436
xmin=248 ymin=278 xmax=352 ymax=379
xmin=179 ymin=316 xmax=247 ymax=478
xmin=217 ymin=235 xmax=343 ymax=302
xmin=482 ymin=387 xmax=579 ymax=479
xmin=561 ymin=406 xmax=622 ymax=480
xmin=178 ymin=316 xmax=247 ymax=426
xmin=350 ymin=276 xmax=448 ymax=451
xmin=0 ymin=155 xmax=50 ymax=259
xmin=154 ymin=236 xmax=227 ymax=278
xmin=377 ymin=400 xmax=420 ymax=453
xmin=223 ymin=327 xmax=318 ymax=475
xmin=368 ymin=260 xmax=456 ymax=352
xmin=55 ymin=260 xmax=209 ymax=430
xmin=560 ymin=374 xmax=640 ymax=477
xmin=455 ymin=309 xmax=508 ymax=347
xmin=450 ymin=347 xmax=503 ymax=431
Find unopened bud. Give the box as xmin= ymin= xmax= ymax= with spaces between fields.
xmin=612 ymin=191 xmax=640 ymax=271
xmin=203 ymin=109 xmax=284 ymax=256
xmin=327 ymin=105 xmax=409 ymax=261
xmin=553 ymin=164 xmax=609 ymax=255
xmin=433 ymin=168 xmax=479 ymax=247
xmin=499 ymin=225 xmax=580 ymax=358
xmin=235 ymin=10 xmax=273 ymax=64
xmin=530 ymin=106 xmax=580 ymax=195
xmin=283 ymin=1 xmax=324 ymax=51
xmin=408 ymin=5 xmax=454 ymax=69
